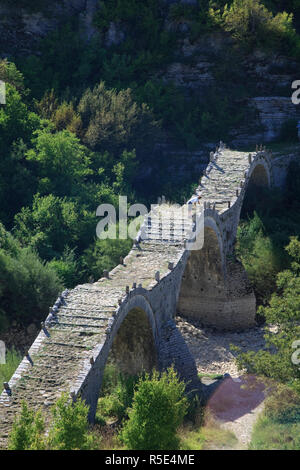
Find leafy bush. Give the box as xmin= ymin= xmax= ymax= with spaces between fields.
xmin=78 ymin=81 xmax=160 ymax=156
xmin=0 ymin=84 xmax=41 ymax=152
xmin=119 ymin=367 xmax=188 ymax=450
xmin=0 ymin=60 xmax=25 ymax=93
xmin=26 ymin=130 xmax=92 ymax=198
xmin=213 ymin=0 xmax=300 ymax=55
xmin=51 ymin=101 xmax=82 ymax=135
xmin=14 ymin=193 xmax=94 ymax=261
xmin=0 ymin=139 xmax=36 ymax=228
xmin=48 ymin=393 xmax=94 ymax=450
xmin=0 ymin=222 xmax=62 ymax=327
xmin=8 ymin=401 xmax=46 ymax=450
xmin=263 ymin=384 xmax=300 ymax=423
xmin=235 ymin=237 xmax=300 ymax=388
xmin=236 ymin=212 xmax=285 ymax=303
xmin=250 ymin=384 xmax=300 ymax=450
xmin=96 ymin=363 xmax=138 ymax=423
xmin=81 ymin=236 xmax=132 ymax=282
xmin=8 ymin=394 xmax=96 ymax=450
xmin=237 ymin=162 xmax=300 ymax=305
xmin=47 ymin=248 xmax=78 ymax=288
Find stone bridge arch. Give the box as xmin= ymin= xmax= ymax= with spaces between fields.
xmin=247 ymin=159 xmax=271 ymax=189
xmin=233 ymin=152 xmax=273 ymax=238
xmin=76 ymin=292 xmax=159 ymax=421
xmin=177 ymin=213 xmax=228 ymax=326
xmin=176 ymin=152 xmax=272 ymax=330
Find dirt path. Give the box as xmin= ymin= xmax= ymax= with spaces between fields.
xmin=206 ymin=374 xmax=266 ymax=449
xmin=176 ymin=316 xmax=269 ymax=449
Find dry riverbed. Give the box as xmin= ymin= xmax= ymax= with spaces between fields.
xmin=176 ymin=315 xmax=267 ymax=377
xmin=176 ymin=315 xmax=270 ymax=449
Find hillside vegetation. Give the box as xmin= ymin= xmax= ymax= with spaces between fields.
xmin=0 ymin=0 xmax=299 ymax=341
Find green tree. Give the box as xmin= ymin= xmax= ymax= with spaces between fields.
xmin=81 ymin=236 xmax=132 ymax=284
xmin=0 ymin=223 xmax=62 ymax=326
xmin=0 ymin=59 xmax=25 ymax=93
xmin=26 ymin=130 xmax=92 ymax=198
xmin=14 ymin=194 xmax=79 ymax=258
xmin=0 ymin=84 xmax=41 ymax=152
xmin=8 ymin=401 xmax=46 ymax=450
xmin=0 ymin=139 xmax=36 ymax=228
xmin=119 ymin=367 xmax=188 ymax=450
xmin=47 ymin=248 xmax=78 ymax=288
xmin=78 ymin=81 xmax=159 ymax=156
xmin=235 ymin=237 xmax=300 ymax=392
xmin=217 ymin=0 xmax=300 ymax=55
xmin=48 ymin=393 xmax=94 ymax=450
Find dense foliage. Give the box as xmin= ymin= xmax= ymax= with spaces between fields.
xmin=234 ymin=237 xmax=300 ymax=391
xmin=236 ymin=161 xmax=300 ymax=305
xmin=0 ymin=0 xmax=299 ymax=336
xmin=8 ymin=394 xmax=95 ymax=450
xmin=119 ymin=368 xmax=188 ymax=450
xmin=250 ymin=384 xmax=300 ymax=450
xmin=0 ymin=222 xmax=62 ymax=328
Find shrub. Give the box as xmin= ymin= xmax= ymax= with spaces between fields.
xmin=26 ymin=129 xmax=92 ymax=198
xmin=119 ymin=367 xmax=188 ymax=450
xmin=0 ymin=84 xmax=41 ymax=152
xmin=48 ymin=393 xmax=94 ymax=450
xmin=0 ymin=223 xmax=62 ymax=327
xmin=0 ymin=60 xmax=25 ymax=93
xmin=8 ymin=401 xmax=46 ymax=450
xmin=14 ymin=193 xmax=93 ymax=260
xmin=48 ymin=248 xmax=78 ymax=288
xmin=97 ymin=363 xmax=139 ymax=423
xmin=80 ymin=235 xmax=132 ymax=282
xmin=235 ymin=237 xmax=300 ymax=388
xmin=212 ymin=0 xmax=300 ymax=56
xmin=52 ymin=101 xmax=82 ymax=135
xmin=78 ymin=81 xmax=160 ymax=156
xmin=0 ymin=139 xmax=36 ymax=228
xmin=250 ymin=384 xmax=300 ymax=450
xmin=263 ymin=384 xmax=300 ymax=424
xmin=236 ymin=211 xmax=285 ymax=303
xmin=8 ymin=394 xmax=96 ymax=450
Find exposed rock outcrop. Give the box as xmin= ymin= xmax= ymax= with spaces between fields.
xmin=0 ymin=0 xmax=99 ymax=56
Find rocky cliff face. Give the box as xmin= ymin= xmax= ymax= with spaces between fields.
xmin=0 ymin=0 xmax=99 ymax=56
xmin=231 ymin=97 xmax=300 ymax=146
xmin=1 ymin=1 xmax=299 ymax=152
xmin=158 ymin=30 xmax=300 ymax=146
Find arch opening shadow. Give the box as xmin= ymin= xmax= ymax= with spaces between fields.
xmin=177 ymin=226 xmax=226 ymax=326
xmin=249 ymin=163 xmax=270 ymax=188
xmin=241 ymin=163 xmax=271 ymax=219
xmin=107 ymin=307 xmax=158 ymax=376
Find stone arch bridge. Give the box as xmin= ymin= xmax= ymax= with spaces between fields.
xmin=0 ymin=148 xmax=273 ymax=446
